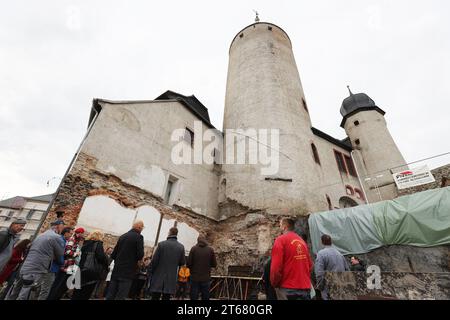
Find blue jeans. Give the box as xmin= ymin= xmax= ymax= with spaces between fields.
xmin=190 ymin=281 xmax=210 ymax=300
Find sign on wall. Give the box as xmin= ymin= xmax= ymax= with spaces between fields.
xmin=393 ymin=165 xmax=435 ymax=190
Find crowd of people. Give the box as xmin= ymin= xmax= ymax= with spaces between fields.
xmin=0 ymin=216 xmax=366 ymax=300
xmin=0 ymin=218 xmax=218 ymax=300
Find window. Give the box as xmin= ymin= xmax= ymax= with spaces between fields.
xmin=355 ymin=139 xmax=360 ymax=146
xmin=311 ymin=143 xmax=320 ymax=165
xmin=26 ymin=209 xmax=36 ymax=220
xmin=302 ymin=98 xmax=308 ymax=113
xmin=184 ymin=128 xmax=194 ymax=148
xmin=334 ymin=150 xmax=346 ymax=173
xmin=268 ymin=26 xmax=272 ymax=31
xmin=5 ymin=211 xmax=15 ymax=221
xmin=326 ymin=195 xmax=332 ymax=210
xmin=345 ymin=185 xmax=355 ymax=196
xmin=344 ymin=155 xmax=357 ymax=177
xmin=354 ymin=120 xmax=360 ymax=126
xmin=355 ymin=188 xmax=365 ymax=201
xmin=164 ymin=176 xmax=178 ymax=205
xmin=239 ymin=33 xmax=244 ymax=38
xmin=165 ymin=181 xmax=174 ymax=204
xmin=213 ymin=148 xmax=221 ymax=165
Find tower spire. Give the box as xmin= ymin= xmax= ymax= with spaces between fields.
xmin=347 ymin=85 xmax=353 ymax=96
xmin=253 ymin=10 xmax=260 ymax=22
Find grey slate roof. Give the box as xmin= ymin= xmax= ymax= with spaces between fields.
xmin=340 ymin=91 xmax=385 ymax=127
xmin=155 ymin=90 xmax=214 ymax=128
xmin=0 ymin=193 xmax=54 ymax=209
xmin=311 ymin=127 xmax=352 ymax=152
xmin=89 ymin=91 xmax=216 ymax=129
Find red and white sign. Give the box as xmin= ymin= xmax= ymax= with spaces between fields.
xmin=393 ymin=165 xmax=435 ymax=190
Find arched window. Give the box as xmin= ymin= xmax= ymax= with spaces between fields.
xmin=311 ymin=143 xmax=320 ymax=165
xmin=339 ymin=196 xmax=358 ymax=208
xmin=345 ymin=185 xmax=354 ymax=196
xmin=355 ymin=188 xmax=365 ymax=201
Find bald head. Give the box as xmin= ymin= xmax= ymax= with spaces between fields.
xmin=133 ymin=220 xmax=144 ymax=233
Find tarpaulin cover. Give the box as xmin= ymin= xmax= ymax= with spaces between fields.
xmin=308 ymin=187 xmax=450 ymax=255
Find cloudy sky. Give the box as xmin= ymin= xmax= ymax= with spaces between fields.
xmin=1 ymin=0 xmax=449 ymax=199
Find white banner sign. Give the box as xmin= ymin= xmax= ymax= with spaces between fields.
xmin=393 ymin=165 xmax=435 ymax=190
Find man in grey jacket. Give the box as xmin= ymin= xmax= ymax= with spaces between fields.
xmin=16 ymin=220 xmax=65 ymax=300
xmin=0 ymin=219 xmax=26 ymax=273
xmin=314 ymin=234 xmax=349 ymax=300
xmin=149 ymin=227 xmax=185 ymax=300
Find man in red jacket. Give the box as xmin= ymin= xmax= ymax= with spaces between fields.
xmin=270 ymin=218 xmax=313 ymax=300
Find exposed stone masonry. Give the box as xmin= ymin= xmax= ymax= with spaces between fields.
xmin=42 ymin=152 xmax=290 ymax=275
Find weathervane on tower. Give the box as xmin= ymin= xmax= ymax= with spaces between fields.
xmin=253 ymin=10 xmax=260 ymax=22
xmin=347 ymin=85 xmax=353 ymax=95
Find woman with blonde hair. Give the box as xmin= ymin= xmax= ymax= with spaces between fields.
xmin=71 ymin=230 xmax=108 ymax=300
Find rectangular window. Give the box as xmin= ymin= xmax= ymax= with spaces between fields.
xmin=26 ymin=209 xmax=36 ymax=220
xmin=213 ymin=148 xmax=221 ymax=165
xmin=184 ymin=128 xmax=194 ymax=148
xmin=164 ymin=176 xmax=178 ymax=205
xmin=334 ymin=150 xmax=346 ymax=173
xmin=344 ymin=155 xmax=357 ymax=177
xmin=5 ymin=211 xmax=15 ymax=221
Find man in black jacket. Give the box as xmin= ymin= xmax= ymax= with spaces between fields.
xmin=187 ymin=235 xmax=217 ymax=300
xmin=106 ymin=220 xmax=145 ymax=300
xmin=0 ymin=219 xmax=26 ymax=273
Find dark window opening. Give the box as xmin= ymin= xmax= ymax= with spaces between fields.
xmin=239 ymin=33 xmax=244 ymax=38
xmin=213 ymin=148 xmax=221 ymax=165
xmin=164 ymin=176 xmax=178 ymax=204
xmin=326 ymin=195 xmax=332 ymax=210
xmin=344 ymin=155 xmax=357 ymax=177
xmin=184 ymin=128 xmax=194 ymax=148
xmin=355 ymin=139 xmax=360 ymax=145
xmin=334 ymin=150 xmax=346 ymax=173
xmin=345 ymin=185 xmax=355 ymax=196
xmin=4 ymin=211 xmax=15 ymax=221
xmin=268 ymin=26 xmax=272 ymax=31
xmin=311 ymin=143 xmax=321 ymax=165
xmin=26 ymin=209 xmax=36 ymax=220
xmin=354 ymin=120 xmax=360 ymax=126
xmin=302 ymin=98 xmax=308 ymax=112
xmin=355 ymin=188 xmax=365 ymax=200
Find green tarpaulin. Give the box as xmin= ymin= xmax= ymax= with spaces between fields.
xmin=308 ymin=186 xmax=450 ymax=255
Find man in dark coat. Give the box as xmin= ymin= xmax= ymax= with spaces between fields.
xmin=0 ymin=219 xmax=26 ymax=273
xmin=106 ymin=220 xmax=144 ymax=300
xmin=149 ymin=227 xmax=185 ymax=300
xmin=187 ymin=235 xmax=217 ymax=300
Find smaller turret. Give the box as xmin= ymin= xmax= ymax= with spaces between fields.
xmin=341 ymin=87 xmax=406 ymax=202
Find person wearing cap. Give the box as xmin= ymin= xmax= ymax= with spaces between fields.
xmin=47 ymin=226 xmax=85 ymax=300
xmin=0 ymin=219 xmax=26 ymax=274
xmin=15 ymin=220 xmax=65 ymax=300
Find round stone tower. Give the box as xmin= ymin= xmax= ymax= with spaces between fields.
xmin=220 ymin=22 xmax=321 ymax=218
xmin=340 ymin=88 xmax=406 ymax=201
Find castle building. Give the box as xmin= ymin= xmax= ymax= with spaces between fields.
xmin=42 ymin=21 xmax=407 ymax=272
